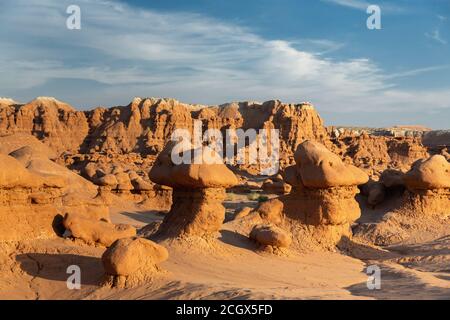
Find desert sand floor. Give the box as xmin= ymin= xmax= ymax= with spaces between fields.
xmin=1 ymin=206 xmax=450 ymax=300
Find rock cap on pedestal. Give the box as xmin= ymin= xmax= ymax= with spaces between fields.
xmin=404 ymin=155 xmax=450 ymax=190
xmin=149 ymin=141 xmax=238 ymax=189
xmin=294 ymin=140 xmax=369 ymax=188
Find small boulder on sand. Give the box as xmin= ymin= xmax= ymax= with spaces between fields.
xmin=63 ymin=213 xmax=136 ymax=247
xmin=250 ymin=224 xmax=292 ymax=248
xmin=102 ymin=237 xmax=168 ymax=275
xmin=102 ymin=237 xmax=168 ymax=287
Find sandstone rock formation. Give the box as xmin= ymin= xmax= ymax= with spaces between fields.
xmin=0 ymin=133 xmax=57 ymax=159
xmin=422 ymin=130 xmax=450 ymax=148
xmin=0 ymin=97 xmax=88 ymax=154
xmin=63 ymin=213 xmax=136 ymax=247
xmin=0 ymin=138 xmax=109 ymax=241
xmin=78 ymin=161 xmax=171 ymax=210
xmin=354 ymin=155 xmax=450 ymax=246
xmin=247 ymin=141 xmax=368 ymax=249
xmin=361 ymin=181 xmax=386 ymax=207
xmin=149 ymin=142 xmax=238 ymax=238
xmin=0 ymin=153 xmax=64 ymax=241
xmin=262 ymin=174 xmax=292 ymax=194
xmin=250 ymin=224 xmax=292 ymax=248
xmin=1 ymin=97 xmax=329 ymax=176
xmin=234 ymin=207 xmax=253 ymax=220
xmin=402 ymin=155 xmax=450 ymax=216
xmin=330 ymin=133 xmax=429 ymax=178
xmin=380 ymin=169 xmax=406 ymax=189
xmin=102 ymin=237 xmax=168 ymax=287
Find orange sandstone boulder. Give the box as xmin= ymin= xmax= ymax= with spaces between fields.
xmin=250 ymin=224 xmax=292 ymax=248
xmin=102 ymin=237 xmax=168 ymax=276
xmin=63 ymin=213 xmax=136 ymax=247
xmin=404 ymin=155 xmax=450 ymax=190
xmin=102 ymin=237 xmax=168 ymax=287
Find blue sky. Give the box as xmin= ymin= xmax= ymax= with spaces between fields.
xmin=0 ymin=0 xmax=449 ymax=128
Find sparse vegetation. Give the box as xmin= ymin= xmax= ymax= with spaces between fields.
xmin=246 ymin=192 xmax=269 ymax=202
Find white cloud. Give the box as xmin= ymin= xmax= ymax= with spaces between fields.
xmin=322 ymin=0 xmax=371 ymax=10
xmin=321 ymin=0 xmax=405 ymax=13
xmin=0 ymin=0 xmax=449 ymax=127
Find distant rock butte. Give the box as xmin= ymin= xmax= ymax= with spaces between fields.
xmin=0 ymin=97 xmax=328 ymax=165
xmin=0 ymin=97 xmax=445 ymax=177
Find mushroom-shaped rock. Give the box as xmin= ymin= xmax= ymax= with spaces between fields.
xmin=295 ymin=140 xmax=368 ymax=188
xmin=404 ymin=155 xmax=450 ymax=190
xmin=63 ymin=213 xmax=136 ymax=247
xmin=251 ymin=141 xmax=367 ymax=249
xmin=149 ymin=142 xmax=238 ymax=238
xmin=401 ymin=155 xmax=450 ymax=216
xmin=250 ymin=224 xmax=292 ymax=248
xmin=102 ymin=237 xmax=168 ymax=276
xmin=149 ymin=141 xmax=238 ymax=189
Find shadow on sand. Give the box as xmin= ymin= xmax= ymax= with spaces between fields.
xmin=218 ymin=230 xmax=258 ymax=252
xmin=16 ymin=253 xmax=104 ymax=286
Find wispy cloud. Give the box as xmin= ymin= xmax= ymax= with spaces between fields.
xmin=0 ymin=0 xmax=449 ymax=127
xmin=386 ymin=65 xmax=450 ymax=79
xmin=321 ymin=0 xmax=405 ymax=13
xmin=425 ymin=15 xmax=448 ymax=45
xmin=322 ymin=0 xmax=371 ymax=10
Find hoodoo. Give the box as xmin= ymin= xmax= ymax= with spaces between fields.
xmin=149 ymin=141 xmax=238 ymax=238
xmin=403 ymin=155 xmax=450 ymax=216
xmin=247 ymin=140 xmax=368 ymax=248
